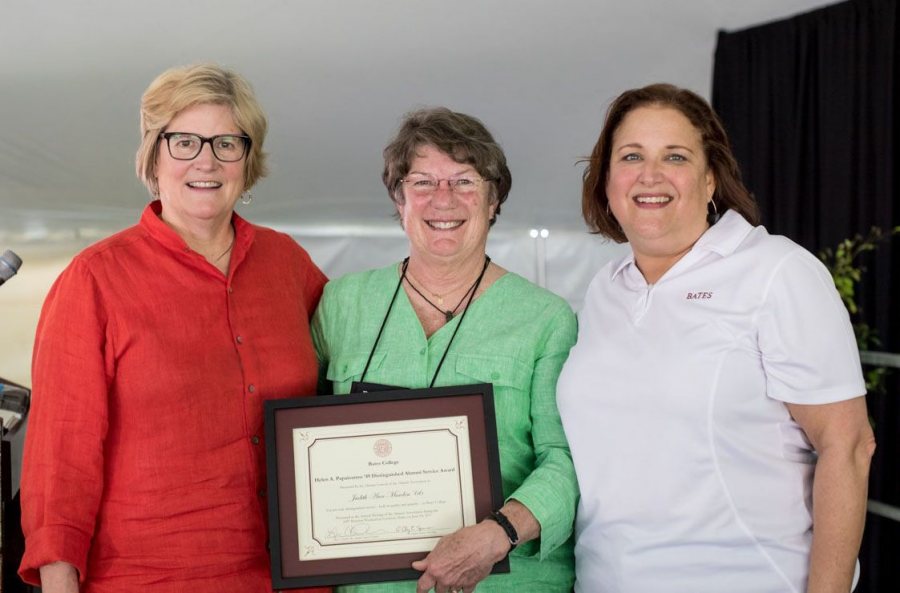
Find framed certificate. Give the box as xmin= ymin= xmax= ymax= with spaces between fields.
xmin=264 ymin=383 xmax=508 ymax=589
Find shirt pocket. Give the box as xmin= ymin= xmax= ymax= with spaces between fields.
xmin=325 ymin=352 xmax=387 ymax=394
xmin=454 ymin=354 xmax=534 ymax=430
xmin=454 ymin=354 xmax=536 ymax=484
xmin=453 ymin=353 xmax=533 ymax=390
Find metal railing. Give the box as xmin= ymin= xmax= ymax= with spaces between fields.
xmin=860 ymin=350 xmax=900 ymax=369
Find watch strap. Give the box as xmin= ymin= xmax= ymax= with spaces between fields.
xmin=488 ymin=509 xmax=519 ymax=551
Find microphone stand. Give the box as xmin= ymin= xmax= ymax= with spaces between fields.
xmin=0 ymin=376 xmax=31 ymax=592
xmin=0 ymin=378 xmax=29 ymax=437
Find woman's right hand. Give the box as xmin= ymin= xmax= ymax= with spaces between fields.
xmin=39 ymin=561 xmax=79 ymax=593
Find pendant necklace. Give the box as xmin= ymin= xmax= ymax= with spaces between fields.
xmin=405 ymin=256 xmax=490 ymax=322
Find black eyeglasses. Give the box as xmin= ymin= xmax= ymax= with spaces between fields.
xmin=159 ymin=132 xmax=251 ymax=162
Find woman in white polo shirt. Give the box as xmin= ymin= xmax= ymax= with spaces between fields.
xmin=557 ymin=83 xmax=875 ymax=593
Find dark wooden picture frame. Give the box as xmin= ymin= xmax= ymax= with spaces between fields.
xmin=264 ymin=384 xmax=508 ymax=589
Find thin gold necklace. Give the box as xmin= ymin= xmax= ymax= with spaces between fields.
xmin=213 ymin=234 xmax=235 ymax=262
xmin=406 ymin=272 xmax=470 ymax=306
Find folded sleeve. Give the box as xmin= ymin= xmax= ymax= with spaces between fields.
xmin=19 ymin=258 xmax=112 ymax=585
xmin=506 ymin=304 xmax=579 ymax=560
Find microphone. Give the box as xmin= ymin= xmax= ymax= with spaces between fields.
xmin=0 ymin=249 xmax=23 ymax=286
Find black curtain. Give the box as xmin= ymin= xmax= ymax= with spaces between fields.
xmin=713 ymin=1 xmax=898 ymax=592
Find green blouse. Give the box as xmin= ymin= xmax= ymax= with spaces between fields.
xmin=311 ymin=263 xmax=578 ymax=593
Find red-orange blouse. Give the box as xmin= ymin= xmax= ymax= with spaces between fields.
xmin=19 ymin=201 xmax=330 ymax=593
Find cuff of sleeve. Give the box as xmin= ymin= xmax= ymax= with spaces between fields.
xmin=769 ymin=380 xmax=866 ymax=405
xmin=18 ymin=524 xmax=91 ymax=586
xmin=507 ymin=480 xmax=576 ymax=561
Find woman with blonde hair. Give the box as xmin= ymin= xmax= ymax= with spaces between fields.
xmin=19 ymin=64 xmax=329 ymax=593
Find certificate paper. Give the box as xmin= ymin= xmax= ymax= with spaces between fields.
xmin=294 ymin=417 xmax=476 ymax=559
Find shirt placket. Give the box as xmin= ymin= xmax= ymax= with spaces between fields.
xmin=227 ymin=279 xmax=266 ymax=499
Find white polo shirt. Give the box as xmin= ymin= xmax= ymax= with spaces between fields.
xmin=557 ymin=210 xmax=865 ymax=593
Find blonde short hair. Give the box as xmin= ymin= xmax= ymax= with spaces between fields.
xmin=135 ymin=63 xmax=268 ymax=196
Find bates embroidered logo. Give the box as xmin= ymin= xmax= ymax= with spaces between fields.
xmin=686 ymin=291 xmax=713 ymax=300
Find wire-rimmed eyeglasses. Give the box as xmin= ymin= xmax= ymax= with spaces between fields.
xmin=400 ymin=173 xmax=495 ymax=196
xmin=159 ymin=132 xmax=251 ymax=162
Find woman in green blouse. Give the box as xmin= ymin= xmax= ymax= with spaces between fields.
xmin=312 ymin=107 xmax=577 ymax=593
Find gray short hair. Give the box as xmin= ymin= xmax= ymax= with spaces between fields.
xmin=382 ymin=107 xmax=511 ymax=225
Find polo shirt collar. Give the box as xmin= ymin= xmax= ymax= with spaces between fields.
xmin=609 ymin=250 xmax=636 ymax=281
xmin=608 ymin=209 xmax=754 ymax=282
xmin=692 ymin=209 xmax=754 ymax=257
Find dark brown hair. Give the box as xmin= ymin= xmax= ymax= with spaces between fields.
xmin=582 ymin=83 xmax=759 ymax=242
xmin=383 ymin=107 xmax=511 ymax=226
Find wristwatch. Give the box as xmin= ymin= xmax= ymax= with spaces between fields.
xmin=487 ymin=509 xmax=519 ymax=551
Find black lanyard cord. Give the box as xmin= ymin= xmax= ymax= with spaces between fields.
xmin=358 ymin=255 xmax=491 ymax=388
xmin=428 ymin=255 xmax=490 ymax=387
xmin=358 ymin=257 xmax=409 ymax=383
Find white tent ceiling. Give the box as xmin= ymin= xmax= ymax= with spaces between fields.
xmin=1 ymin=0 xmax=837 ymax=244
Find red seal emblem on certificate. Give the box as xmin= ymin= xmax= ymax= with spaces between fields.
xmin=373 ymin=438 xmax=392 ymax=458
